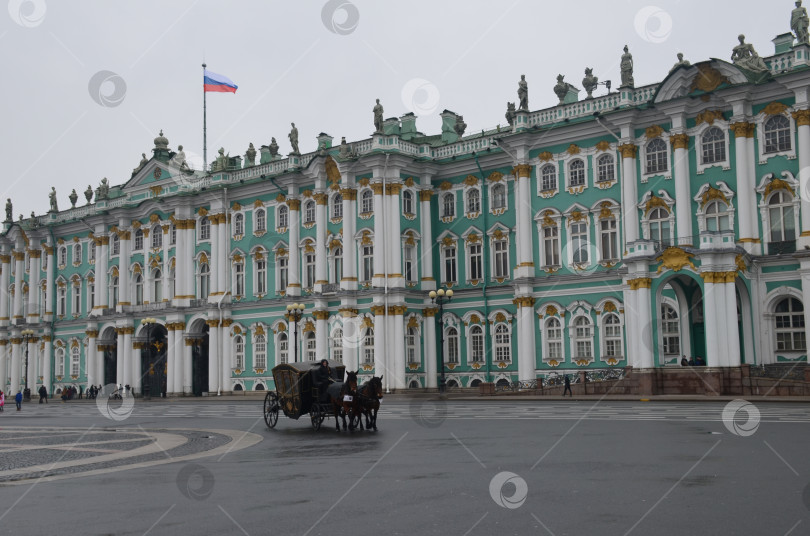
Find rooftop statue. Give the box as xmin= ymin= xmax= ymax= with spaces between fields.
xmin=338 ymin=136 xmax=355 ymax=159
xmin=69 ymin=189 xmax=78 ymax=209
xmin=211 ymin=147 xmax=229 ymax=172
xmin=454 ymin=115 xmax=467 ymax=137
xmin=96 ymin=178 xmax=110 ymax=201
xmin=4 ymin=198 xmax=11 ymax=222
xmin=554 ymin=74 xmax=568 ymax=103
xmin=373 ymin=99 xmax=384 ymax=133
xmin=48 ymin=187 xmax=58 ymax=213
xmin=289 ymin=123 xmax=300 ymax=155
xmin=245 ymin=142 xmax=257 ymax=167
xmin=670 ymin=52 xmax=691 ymax=72
xmin=269 ymin=137 xmax=280 ymax=158
xmin=582 ymin=68 xmax=598 ymax=99
xmin=132 ymin=152 xmax=148 ymax=176
xmin=505 ymin=102 xmax=516 ymax=126
xmin=170 ymin=145 xmax=190 ymax=171
xmin=620 ymin=45 xmax=634 ymax=88
xmin=84 ymin=185 xmax=93 ymax=204
xmin=517 ymin=74 xmax=528 ymax=111
xmin=793 ymin=0 xmax=810 ymax=45
xmin=731 ymin=34 xmax=769 ymax=72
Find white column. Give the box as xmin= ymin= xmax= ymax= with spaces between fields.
xmin=86 ymin=330 xmax=97 ymax=390
xmin=794 ymin=111 xmax=810 ymax=244
xmin=217 ymin=215 xmax=228 ymax=298
xmin=183 ymin=334 xmax=193 ymax=394
xmin=220 ymin=325 xmax=230 ymax=394
xmin=208 ymin=319 xmax=218 ymax=393
xmin=118 ymin=232 xmax=131 ymax=307
xmin=173 ymin=220 xmax=190 ymax=305
xmin=25 ymin=339 xmax=35 ymax=393
xmin=173 ymin=323 xmax=185 ymax=394
xmin=391 ymin=306 xmax=405 ymax=389
xmin=0 ymin=253 xmax=10 ymax=322
xmin=315 ymin=311 xmax=328 ymax=361
xmin=124 ymin=329 xmax=134 ymax=395
xmin=731 ymin=123 xmax=755 ymax=246
xmin=116 ymin=328 xmax=125 ymax=388
xmin=620 ymin=145 xmax=640 ymax=244
xmin=314 ymin=193 xmax=328 ymax=292
xmin=42 ymin=335 xmax=52 ymax=395
xmin=341 ymin=309 xmax=358 ymax=370
xmin=423 ymin=308 xmax=437 ymax=388
xmin=702 ymin=276 xmax=720 ymax=367
xmin=162 ymin=225 xmax=170 ymax=301
xmin=28 ymin=252 xmax=41 ymax=324
xmin=94 ymin=237 xmax=108 ymax=313
xmin=341 ymin=189 xmax=357 ymax=290
xmin=166 ymin=327 xmax=175 ymax=395
xmin=388 ymin=185 xmax=404 ymax=288
xmin=372 ymin=306 xmax=386 ymax=381
xmin=12 ymin=250 xmax=24 ymax=322
xmin=371 ymin=183 xmax=385 ymax=288
xmin=0 ymin=341 xmax=7 ymax=392
xmin=209 ymin=216 xmax=220 ymax=298
xmin=631 ymin=278 xmax=654 ymax=368
xmin=419 ymin=191 xmax=435 ymax=289
xmin=45 ymin=246 xmax=54 ymax=319
xmin=517 ymin=299 xmax=537 ymax=382
xmin=287 ymin=200 xmax=301 ymax=295
xmin=514 ymin=165 xmax=535 ymax=278
xmin=671 ymin=134 xmax=692 ymax=245
xmin=10 ymin=336 xmax=20 ymax=393
xmin=723 ymin=274 xmax=741 ymax=367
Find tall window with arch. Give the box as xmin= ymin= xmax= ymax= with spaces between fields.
xmin=199 ymin=262 xmax=210 ymax=299
xmin=110 ymin=275 xmax=119 ymax=308
xmin=304 ymin=200 xmax=316 ymax=224
xmin=442 ymin=193 xmax=455 ymax=218
xmin=234 ymin=261 xmax=245 ymax=297
xmin=233 ymin=213 xmax=245 ymax=236
xmin=254 ymin=334 xmax=266 ymax=369
xmin=493 ymin=237 xmax=509 ymax=279
xmin=568 ymin=159 xmax=585 ymax=187
xmin=111 ymin=234 xmax=120 ymax=255
xmin=763 ymin=115 xmax=791 ymax=153
xmin=134 ymin=273 xmax=143 ymax=305
xmin=494 ymin=324 xmax=511 ymax=362
xmin=278 ymin=205 xmax=289 ymax=228
xmin=406 ymin=326 xmax=419 ymax=365
xmin=255 ymin=208 xmax=266 ymax=232
xmin=704 ymin=200 xmax=730 ymax=232
xmin=402 ymin=190 xmax=414 ymax=215
xmin=775 ymin=297 xmax=806 ymax=351
xmin=71 ymin=346 xmax=80 ymax=376
xmin=573 ymin=316 xmax=593 ymax=359
xmin=661 ymin=304 xmax=680 ymax=358
xmin=73 ymin=243 xmax=81 ymax=264
xmin=469 ymin=241 xmax=483 ymax=281
xmin=152 ymin=228 xmax=162 ymax=249
xmin=278 ymin=255 xmax=288 ymax=293
xmin=648 ymin=208 xmax=671 ymax=245
xmin=304 ymin=251 xmax=316 ymax=288
xmin=305 ymin=331 xmax=316 ymax=361
xmin=701 ymin=127 xmax=726 ymax=164
xmin=446 ymin=327 xmax=459 ymax=364
xmin=645 ymin=138 xmax=668 ymax=174
xmin=541 ymin=164 xmax=557 ymax=191
xmin=361 ymin=244 xmax=373 ymax=283
xmin=596 ymin=154 xmax=615 ymax=183
xmin=278 ymin=332 xmax=289 ymax=364
xmin=444 ymin=245 xmax=457 ymax=284
xmin=571 ymin=221 xmax=589 ymax=264
xmin=600 ymin=217 xmax=618 ymax=261
xmin=59 ymin=247 xmax=67 ymax=266
xmin=199 ymin=217 xmax=210 ymax=240
xmin=332 ymin=247 xmax=343 ymax=283
xmin=331 ymin=328 xmax=343 ymax=363
xmin=152 ymin=269 xmax=162 ymax=302
xmin=543 ymin=225 xmax=560 ymax=267
xmin=71 ymin=281 xmax=81 ymax=315
xmin=361 ymin=190 xmax=374 ymax=214
xmin=256 ymin=256 xmax=267 ymax=295
xmin=469 ymin=324 xmax=484 ymax=363
xmin=234 ymin=334 xmax=245 ymax=370
xmin=55 ymin=347 xmax=65 ymax=377
xmin=492 ymin=183 xmax=506 ymax=210
xmin=403 ymin=243 xmax=415 ymax=283
xmin=332 ymin=193 xmax=343 ymax=219
xmin=134 ymin=229 xmax=144 ymax=250
xmin=363 ymin=328 xmax=374 ymax=364
xmin=467 ymin=189 xmax=481 ymax=214
xmin=603 ymin=313 xmax=622 ymax=358
xmin=768 ymin=191 xmax=796 ymax=246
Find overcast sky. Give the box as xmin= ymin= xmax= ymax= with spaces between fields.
xmin=0 ymin=0 xmax=790 ymax=218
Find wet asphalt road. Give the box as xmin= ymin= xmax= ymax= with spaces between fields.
xmin=0 ymin=398 xmax=809 ymax=536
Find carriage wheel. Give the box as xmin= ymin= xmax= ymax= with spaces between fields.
xmin=310 ymin=405 xmax=322 ymax=431
xmin=264 ymin=392 xmax=279 ymax=429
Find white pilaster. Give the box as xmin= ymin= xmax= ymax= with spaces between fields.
xmin=287 ymin=199 xmax=301 ymax=296
xmin=116 ymin=328 xmax=125 ymax=388
xmin=371 ymin=182 xmax=385 ymax=288
xmin=118 ymin=231 xmax=131 ymax=307
xmin=166 ymin=328 xmax=175 ymax=395
xmin=314 ymin=193 xmax=328 ymax=292
xmin=424 ymin=307 xmax=437 ymax=388
xmin=388 ymin=184 xmax=404 ymax=288
xmin=45 ymin=246 xmax=54 ymax=320
xmin=28 ymin=252 xmax=41 ymax=324
xmin=10 ymin=336 xmax=20 ymax=393
xmin=703 ymin=278 xmax=720 ymax=367
xmin=208 ymin=320 xmax=219 ymax=393
xmin=724 ymin=276 xmax=741 ymax=367
xmin=42 ymin=336 xmax=52 ymax=395
xmin=12 ymin=250 xmax=24 ymax=322
xmin=391 ymin=306 xmax=405 ymax=389
xmin=671 ymin=132 xmax=692 ymax=245
xmin=209 ymin=216 xmax=220 ymax=299
xmin=341 ymin=189 xmax=357 ymax=290
xmin=0 ymin=251 xmax=10 ymax=323
xmin=732 ymin=124 xmax=756 ymax=251
xmin=162 ymin=225 xmax=170 ymax=301
xmin=795 ymin=112 xmax=810 ymax=247
xmin=419 ymin=190 xmax=435 ymax=290
xmin=183 ymin=335 xmax=193 ymax=394
xmin=517 ymin=299 xmax=537 ymax=381
xmin=620 ymin=144 xmax=640 ymax=246
xmin=514 ymin=165 xmax=535 ymax=278
xmin=86 ymin=329 xmax=97 ymax=390
xmin=124 ymin=330 xmax=134 ymax=395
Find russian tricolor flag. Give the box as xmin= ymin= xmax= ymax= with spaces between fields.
xmin=204 ymin=69 xmax=238 ymax=93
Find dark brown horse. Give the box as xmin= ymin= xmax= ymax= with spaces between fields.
xmin=358 ymin=375 xmax=384 ymax=431
xmin=327 ymin=370 xmax=357 ymax=431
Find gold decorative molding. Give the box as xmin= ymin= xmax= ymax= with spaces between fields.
xmin=339 ymin=307 xmax=359 ymax=318
xmin=695 ymin=110 xmax=724 ymax=126
xmin=340 ymin=188 xmax=357 ymax=200
xmin=618 ymin=144 xmax=637 ymax=159
xmin=595 ymin=140 xmax=611 ymax=152
xmin=512 ymin=164 xmax=532 ymax=178
xmin=701 ymin=271 xmax=737 ymax=284
xmin=312 ymin=310 xmax=330 ymax=321
xmin=762 ymin=101 xmax=789 ymax=116
xmin=439 ymin=181 xmax=453 ymax=191
xmin=792 ymin=109 xmax=810 ymax=127
xmin=644 ymin=194 xmax=669 ymax=215
xmin=487 ymin=171 xmax=504 ymax=182
xmin=645 ymin=125 xmax=664 ymax=139
xmin=670 ymin=133 xmax=689 ymax=150
xmin=463 ymin=175 xmax=479 ymax=187
xmin=700 ymin=186 xmax=728 ymax=207
xmin=538 ymin=151 xmax=554 ymax=162
xmin=570 ymin=210 xmax=585 ymax=222
xmin=689 ymin=64 xmax=729 ymax=93
xmin=628 ymin=277 xmax=652 ymax=290
xmin=419 ymin=190 xmax=433 ymax=201
xmin=370 ymin=305 xmax=386 ymax=316
xmin=566 ymin=144 xmax=581 ymax=155
xmin=729 ymin=122 xmax=755 ymax=138
xmin=286 ymin=199 xmax=301 ymax=211
xmin=325 ymin=155 xmax=341 ymax=186
xmin=513 ymin=296 xmax=535 ymax=308
xmin=764 ymin=176 xmax=795 ymax=198
xmin=656 ymin=247 xmax=696 ymax=273
xmin=422 ymin=307 xmax=439 ymax=317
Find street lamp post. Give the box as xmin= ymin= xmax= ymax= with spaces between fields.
xmin=141 ymin=318 xmax=157 ymax=398
xmin=21 ymin=329 xmax=35 ymax=401
xmin=286 ymin=303 xmax=306 ymax=362
xmin=428 ymin=288 xmax=453 ymax=394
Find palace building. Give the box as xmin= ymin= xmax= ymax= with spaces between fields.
xmin=3 ymin=12 xmax=810 ymax=396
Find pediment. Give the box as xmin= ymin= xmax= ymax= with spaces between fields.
xmin=653 ymin=60 xmax=750 ymax=104
xmin=123 ymin=159 xmax=174 ymax=190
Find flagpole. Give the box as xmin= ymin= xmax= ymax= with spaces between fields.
xmin=202 ymin=62 xmax=207 ymax=172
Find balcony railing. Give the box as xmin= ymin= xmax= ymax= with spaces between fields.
xmin=768 ymin=240 xmax=796 ymax=255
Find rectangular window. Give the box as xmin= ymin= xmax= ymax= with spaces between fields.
xmin=571 ymin=222 xmax=588 ymax=264
xmin=305 ymin=253 xmax=316 ymax=288
xmin=235 ymin=263 xmax=244 ymax=296
xmin=58 ymin=288 xmax=66 ymax=316
xmin=256 ymin=260 xmax=267 ymax=294
xmin=72 ymin=285 xmax=81 ymax=314
xmin=469 ymin=243 xmax=482 ymax=281
xmin=404 ymin=246 xmax=415 ymax=283
xmin=444 ymin=247 xmax=457 ymax=283
xmin=544 ymin=227 xmax=560 ymax=266
xmin=493 ymin=240 xmax=508 ymax=279
xmin=362 ymin=245 xmax=374 ymax=283
xmin=278 ymin=257 xmax=288 ymax=292
xmin=88 ymin=283 xmax=95 ymax=310
xmin=600 ymin=219 xmax=618 ymax=261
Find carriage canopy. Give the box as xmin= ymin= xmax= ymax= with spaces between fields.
xmin=271 ymin=360 xmax=346 ymax=419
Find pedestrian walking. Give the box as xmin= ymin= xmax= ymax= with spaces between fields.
xmin=681 ymin=355 xmax=689 ymax=366
xmin=563 ymin=375 xmax=573 ymax=397
xmin=78 ymin=385 xmax=83 ymax=399
xmin=38 ymin=385 xmax=48 ymax=404
xmin=0 ymin=390 xmax=5 ymax=412
xmin=15 ymin=391 xmax=23 ymax=411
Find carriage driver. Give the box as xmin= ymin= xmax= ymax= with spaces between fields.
xmin=317 ymin=359 xmax=335 ymax=400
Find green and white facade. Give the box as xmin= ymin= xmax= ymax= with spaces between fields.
xmin=4 ymin=23 xmax=810 ymax=395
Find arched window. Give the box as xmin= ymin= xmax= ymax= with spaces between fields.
xmin=71 ymin=346 xmax=80 ymax=376
xmin=446 ymin=327 xmax=459 ymax=364
xmin=775 ymin=298 xmax=806 ymax=351
xmin=492 ymin=183 xmax=506 ymax=210
xmin=152 ymin=228 xmax=162 ymax=249
xmin=332 ymin=247 xmax=343 ymax=283
xmin=71 ymin=280 xmax=81 ymax=315
xmin=134 ymin=229 xmax=144 ymax=250
xmin=152 ymin=269 xmax=162 ymax=302
xmin=363 ymin=328 xmax=374 ymax=364
xmin=254 ymin=334 xmax=266 ymax=369
xmin=199 ymin=263 xmax=210 ymax=299
xmin=648 ymin=207 xmax=671 ymax=244
xmin=55 ymin=348 xmax=65 ymax=376
xmin=278 ymin=332 xmax=289 ymax=364
xmin=73 ymin=243 xmax=81 ymax=264
xmin=403 ymin=244 xmax=415 ymax=283
xmin=764 ymin=115 xmax=791 ymax=153
xmin=170 ymin=224 xmax=176 ymax=244
xmin=110 ymin=276 xmax=118 ymax=307
xmin=361 ymin=243 xmax=373 ymax=283
xmin=332 ymin=193 xmax=343 ymax=219
xmin=600 ymin=217 xmax=618 ymax=261
xmin=406 ymin=327 xmax=419 ymax=365
xmin=573 ymin=316 xmax=593 ymax=359
xmin=543 ymin=224 xmax=560 ymax=267
xmin=568 ymin=159 xmax=585 ymax=187
xmin=443 ymin=245 xmax=457 ymax=283
xmin=199 ymin=217 xmax=210 ymax=240
xmin=134 ymin=273 xmax=143 ymax=305
xmin=541 ymin=164 xmax=557 ymax=191
xmin=234 ymin=261 xmax=244 ymax=297
xmin=111 ymin=234 xmax=120 ymax=255
xmin=467 ymin=189 xmax=481 ymax=214
xmin=596 ymin=154 xmax=615 ymax=183
xmin=278 ymin=205 xmax=289 ymax=228
xmin=234 ymin=335 xmax=244 ymax=369
xmin=255 ymin=208 xmax=266 ymax=232
xmin=402 ymin=190 xmax=414 ymax=215
xmin=704 ymin=201 xmax=730 ymax=232
xmin=304 ymin=200 xmax=315 ymax=224
xmin=494 ymin=324 xmax=510 ymax=362
xmin=361 ymin=190 xmax=374 ymax=213
xmin=701 ymin=127 xmax=726 ymax=164
xmin=331 ymin=328 xmax=343 ymax=363
xmin=304 ymin=251 xmax=316 ymax=289
xmin=493 ymin=237 xmax=509 ymax=278
xmin=768 ymin=191 xmax=796 ymax=243
xmin=88 ymin=243 xmax=95 ymax=263
xmin=603 ymin=313 xmax=622 ymax=358
xmin=255 ymin=256 xmax=267 ymax=295
xmin=661 ymin=304 xmax=680 ymax=357
xmin=59 ymin=247 xmax=67 ymax=266
xmin=470 ymin=325 xmax=484 ymax=363
xmin=234 ymin=213 xmax=244 ymax=236
xmin=169 ymin=268 xmax=176 ymax=299
xmin=645 ymin=138 xmax=668 ymax=174
xmin=305 ymin=331 xmax=316 ymax=361
xmin=571 ymin=221 xmax=588 ymax=264
xmin=442 ymin=193 xmax=455 ymax=218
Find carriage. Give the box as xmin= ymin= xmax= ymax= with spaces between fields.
xmin=263 ymin=359 xmax=383 ymax=431
xmin=263 ymin=359 xmax=347 ymax=431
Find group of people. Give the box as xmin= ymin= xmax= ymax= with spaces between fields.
xmin=680 ymin=355 xmax=706 ymax=367
xmin=0 ymin=390 xmax=23 ymax=411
